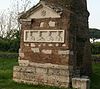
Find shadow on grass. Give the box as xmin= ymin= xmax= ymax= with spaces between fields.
xmin=90 ymin=63 xmax=100 ymax=89
xmin=0 ymin=79 xmax=70 ymax=89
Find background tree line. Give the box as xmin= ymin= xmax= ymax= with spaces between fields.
xmin=89 ymin=28 xmax=100 ymax=54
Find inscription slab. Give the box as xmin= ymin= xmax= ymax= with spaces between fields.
xmin=24 ymin=30 xmax=64 ymax=43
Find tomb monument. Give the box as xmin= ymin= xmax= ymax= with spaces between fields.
xmin=13 ymin=0 xmax=92 ymax=88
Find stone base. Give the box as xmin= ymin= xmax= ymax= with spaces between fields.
xmin=72 ymin=78 xmax=90 ymax=89
xmin=13 ymin=62 xmax=72 ymax=88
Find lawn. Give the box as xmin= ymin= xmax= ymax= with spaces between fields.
xmin=90 ymin=63 xmax=100 ymax=89
xmin=0 ymin=58 xmax=100 ymax=89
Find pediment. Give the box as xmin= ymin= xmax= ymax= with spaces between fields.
xmin=27 ymin=5 xmax=61 ymax=19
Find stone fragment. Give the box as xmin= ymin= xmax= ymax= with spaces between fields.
xmin=49 ymin=21 xmax=55 ymax=27
xmin=18 ymin=60 xmax=29 ymax=66
xmin=40 ymin=22 xmax=45 ymax=27
xmin=58 ymin=50 xmax=70 ymax=55
xmin=48 ymin=44 xmax=53 ymax=47
xmin=31 ymin=43 xmax=36 ymax=47
xmin=24 ymin=43 xmax=29 ymax=46
xmin=42 ymin=49 xmax=52 ymax=54
xmin=19 ymin=53 xmax=25 ymax=58
xmin=72 ymin=78 xmax=90 ymax=89
xmin=31 ymin=48 xmax=40 ymax=53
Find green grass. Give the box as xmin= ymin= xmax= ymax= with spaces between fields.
xmin=0 ymin=58 xmax=100 ymax=89
xmin=90 ymin=63 xmax=100 ymax=89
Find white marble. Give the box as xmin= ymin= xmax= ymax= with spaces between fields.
xmin=24 ymin=30 xmax=64 ymax=43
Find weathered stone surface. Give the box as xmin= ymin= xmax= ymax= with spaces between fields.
xmin=49 ymin=21 xmax=56 ymax=27
xmin=18 ymin=60 xmax=29 ymax=66
xmin=48 ymin=68 xmax=69 ymax=76
xmin=13 ymin=64 xmax=71 ymax=88
xmin=58 ymin=50 xmax=70 ymax=55
xmin=31 ymin=43 xmax=36 ymax=47
xmin=72 ymin=78 xmax=90 ymax=89
xmin=42 ymin=49 xmax=52 ymax=54
xmin=29 ymin=62 xmax=72 ymax=69
xmin=31 ymin=48 xmax=40 ymax=53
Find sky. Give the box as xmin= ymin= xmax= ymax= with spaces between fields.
xmin=0 ymin=0 xmax=100 ymax=29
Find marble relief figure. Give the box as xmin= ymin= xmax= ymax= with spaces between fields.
xmin=56 ymin=31 xmax=63 ymax=41
xmin=37 ymin=31 xmax=45 ymax=41
xmin=24 ymin=30 xmax=64 ymax=43
xmin=30 ymin=31 xmax=35 ymax=41
xmin=46 ymin=31 xmax=54 ymax=41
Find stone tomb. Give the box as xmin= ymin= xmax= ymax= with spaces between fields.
xmin=13 ymin=0 xmax=91 ymax=88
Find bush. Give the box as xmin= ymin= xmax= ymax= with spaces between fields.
xmin=0 ymin=37 xmax=20 ymax=53
xmin=91 ymin=42 xmax=100 ymax=54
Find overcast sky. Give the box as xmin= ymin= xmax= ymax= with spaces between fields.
xmin=0 ymin=0 xmax=99 ymax=29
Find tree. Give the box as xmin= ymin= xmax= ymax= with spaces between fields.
xmin=0 ymin=11 xmax=8 ymax=38
xmin=89 ymin=28 xmax=100 ymax=43
xmin=0 ymin=0 xmax=39 ymax=52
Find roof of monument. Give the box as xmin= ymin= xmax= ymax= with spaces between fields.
xmin=19 ymin=1 xmax=72 ymax=19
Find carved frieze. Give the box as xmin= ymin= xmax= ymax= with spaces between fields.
xmin=24 ymin=30 xmax=64 ymax=43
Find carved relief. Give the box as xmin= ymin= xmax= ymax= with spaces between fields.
xmin=41 ymin=10 xmax=46 ymax=16
xmin=49 ymin=21 xmax=55 ymax=27
xmin=24 ymin=30 xmax=64 ymax=43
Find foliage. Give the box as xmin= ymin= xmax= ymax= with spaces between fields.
xmin=89 ymin=28 xmax=100 ymax=42
xmin=91 ymin=42 xmax=100 ymax=54
xmin=0 ymin=52 xmax=18 ymax=59
xmin=0 ymin=30 xmax=20 ymax=53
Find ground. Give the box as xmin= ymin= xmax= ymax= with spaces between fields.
xmin=0 ymin=58 xmax=100 ymax=89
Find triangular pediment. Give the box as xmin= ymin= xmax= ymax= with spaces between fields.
xmin=27 ymin=4 xmax=61 ymax=19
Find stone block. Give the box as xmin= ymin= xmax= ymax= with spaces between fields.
xmin=47 ymin=75 xmax=69 ymax=87
xmin=31 ymin=48 xmax=40 ymax=53
xmin=40 ymin=22 xmax=44 ymax=27
xmin=13 ymin=71 xmax=21 ymax=79
xmin=29 ymin=62 xmax=70 ymax=69
xmin=72 ymin=78 xmax=90 ymax=89
xmin=31 ymin=43 xmax=36 ymax=47
xmin=13 ymin=63 xmax=72 ymax=88
xmin=18 ymin=60 xmax=29 ymax=66
xmin=42 ymin=49 xmax=52 ymax=54
xmin=49 ymin=21 xmax=55 ymax=27
xmin=24 ymin=43 xmax=30 ymax=46
xmin=36 ymin=67 xmax=47 ymax=74
xmin=58 ymin=50 xmax=70 ymax=55
xmin=48 ymin=68 xmax=69 ymax=76
xmin=35 ymin=73 xmax=47 ymax=84
xmin=19 ymin=53 xmax=25 ymax=58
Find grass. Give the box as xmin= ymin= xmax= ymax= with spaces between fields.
xmin=90 ymin=63 xmax=100 ymax=89
xmin=0 ymin=58 xmax=100 ymax=89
